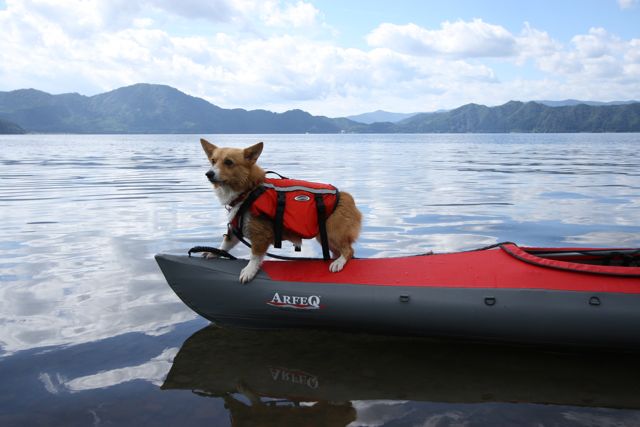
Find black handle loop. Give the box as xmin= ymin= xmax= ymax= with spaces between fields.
xmin=188 ymin=246 xmax=237 ymax=260
xmin=264 ymin=170 xmax=289 ymax=179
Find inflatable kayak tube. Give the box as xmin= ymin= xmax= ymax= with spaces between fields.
xmin=155 ymin=243 xmax=640 ymax=348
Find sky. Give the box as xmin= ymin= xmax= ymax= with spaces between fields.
xmin=0 ymin=0 xmax=639 ymax=116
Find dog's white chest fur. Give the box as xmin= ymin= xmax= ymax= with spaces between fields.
xmin=214 ymin=185 xmax=239 ymax=207
xmin=216 ymin=186 xmax=251 ymax=237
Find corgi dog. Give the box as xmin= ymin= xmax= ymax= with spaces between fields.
xmin=200 ymin=138 xmax=362 ymax=283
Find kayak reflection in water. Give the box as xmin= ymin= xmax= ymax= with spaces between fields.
xmin=162 ymin=324 xmax=640 ymax=426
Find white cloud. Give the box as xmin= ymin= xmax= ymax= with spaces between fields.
xmin=618 ymin=0 xmax=638 ymax=9
xmin=532 ymin=27 xmax=640 ymax=87
xmin=261 ymin=0 xmax=320 ymax=28
xmin=366 ymin=19 xmax=517 ymax=58
xmin=3 ymin=0 xmax=144 ymax=37
xmin=572 ymin=27 xmax=619 ymax=58
xmin=0 ymin=3 xmax=500 ymax=115
xmin=514 ymin=22 xmax=561 ymax=64
xmin=148 ymin=0 xmax=238 ymax=23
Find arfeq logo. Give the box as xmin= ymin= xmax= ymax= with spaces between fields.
xmin=267 ymin=292 xmax=322 ymax=310
xmin=294 ymin=194 xmax=311 ymax=202
xmin=269 ymin=366 xmax=319 ymax=389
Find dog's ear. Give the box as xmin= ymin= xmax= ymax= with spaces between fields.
xmin=244 ymin=142 xmax=263 ymax=164
xmin=200 ymin=138 xmax=217 ymax=158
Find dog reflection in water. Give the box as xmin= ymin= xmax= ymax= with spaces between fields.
xmin=219 ymin=381 xmax=356 ymax=427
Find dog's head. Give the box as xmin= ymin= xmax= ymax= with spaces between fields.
xmin=200 ymin=138 xmax=264 ymax=192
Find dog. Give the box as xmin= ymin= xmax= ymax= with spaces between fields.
xmin=200 ymin=138 xmax=362 ymax=283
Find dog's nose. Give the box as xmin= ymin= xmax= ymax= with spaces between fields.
xmin=205 ymin=170 xmax=216 ymax=182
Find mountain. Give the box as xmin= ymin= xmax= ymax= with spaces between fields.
xmin=0 ymin=117 xmax=25 ymax=134
xmin=0 ymin=84 xmax=364 ymax=134
xmin=1 ymin=84 xmax=639 ymax=133
xmin=535 ymin=99 xmax=640 ymax=108
xmin=396 ymin=101 xmax=640 ymax=133
xmin=346 ymin=110 xmax=421 ymax=124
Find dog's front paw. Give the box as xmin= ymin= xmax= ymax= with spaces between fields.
xmin=239 ymin=267 xmax=257 ymax=283
xmin=329 ymin=255 xmax=347 ymax=273
xmin=239 ymin=264 xmax=259 ymax=283
xmin=202 ymin=251 xmax=219 ymax=259
xmin=239 ymin=255 xmax=263 ymax=284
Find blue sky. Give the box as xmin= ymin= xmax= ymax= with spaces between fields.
xmin=0 ymin=0 xmax=639 ymax=115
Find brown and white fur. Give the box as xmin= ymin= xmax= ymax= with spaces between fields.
xmin=200 ymin=138 xmax=362 ymax=283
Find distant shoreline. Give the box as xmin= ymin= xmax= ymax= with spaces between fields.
xmin=1 ymin=84 xmax=640 ymax=134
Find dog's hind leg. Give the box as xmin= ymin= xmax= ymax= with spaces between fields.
xmin=328 ymin=241 xmax=353 ymax=272
xmin=324 ymin=192 xmax=361 ymax=273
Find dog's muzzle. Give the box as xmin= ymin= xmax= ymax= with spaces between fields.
xmin=205 ymin=169 xmax=216 ymax=184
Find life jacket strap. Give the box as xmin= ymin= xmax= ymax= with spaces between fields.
xmin=230 ymin=185 xmax=268 ymax=238
xmin=273 ymin=191 xmax=286 ymax=249
xmin=315 ymin=193 xmax=331 ymax=260
xmin=265 ymin=170 xmax=289 ymax=179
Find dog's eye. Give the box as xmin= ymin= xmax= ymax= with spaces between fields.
xmin=223 ymin=158 xmax=234 ymax=167
xmin=211 ymin=158 xmax=217 ymax=165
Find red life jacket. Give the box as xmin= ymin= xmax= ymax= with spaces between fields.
xmin=229 ymin=177 xmax=340 ymax=260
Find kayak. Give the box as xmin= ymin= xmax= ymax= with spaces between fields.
xmin=162 ymin=325 xmax=640 ymax=409
xmin=155 ymin=243 xmax=640 ymax=348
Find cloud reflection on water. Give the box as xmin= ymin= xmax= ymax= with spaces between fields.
xmin=61 ymin=347 xmax=178 ymax=392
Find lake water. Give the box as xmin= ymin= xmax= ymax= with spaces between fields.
xmin=1 ymin=133 xmax=640 ymax=426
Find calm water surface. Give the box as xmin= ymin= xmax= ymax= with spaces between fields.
xmin=1 ymin=133 xmax=640 ymax=426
